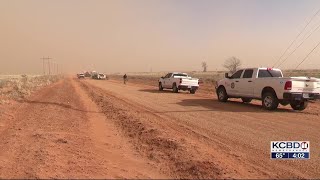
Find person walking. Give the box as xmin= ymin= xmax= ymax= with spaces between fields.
xmin=123 ymin=74 xmax=128 ymax=84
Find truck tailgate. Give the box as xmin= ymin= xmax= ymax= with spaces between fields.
xmin=291 ymin=78 xmax=320 ymax=93
xmin=181 ymin=78 xmax=199 ymax=87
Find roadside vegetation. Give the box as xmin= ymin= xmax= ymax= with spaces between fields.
xmin=0 ymin=75 xmax=62 ymax=104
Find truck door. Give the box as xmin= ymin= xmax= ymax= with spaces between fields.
xmin=163 ymin=73 xmax=172 ymax=88
xmin=167 ymin=73 xmax=174 ymax=88
xmin=237 ymin=69 xmax=254 ymax=97
xmin=226 ymin=70 xmax=243 ymax=96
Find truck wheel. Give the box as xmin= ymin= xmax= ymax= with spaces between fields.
xmin=159 ymin=82 xmax=163 ymax=91
xmin=262 ymin=92 xmax=279 ymax=110
xmin=190 ymin=89 xmax=196 ymax=94
xmin=290 ymin=101 xmax=308 ymax=111
xmin=172 ymin=83 xmax=178 ymax=93
xmin=217 ymin=87 xmax=228 ymax=102
xmin=241 ymin=98 xmax=252 ymax=103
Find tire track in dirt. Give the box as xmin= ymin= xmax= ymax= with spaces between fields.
xmin=79 ymin=80 xmax=256 ymax=179
xmin=0 ymin=79 xmax=104 ymax=178
xmin=0 ymin=77 xmax=165 ymax=179
xmin=82 ymin=78 xmax=320 ymax=179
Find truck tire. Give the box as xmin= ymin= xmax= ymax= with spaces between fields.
xmin=241 ymin=98 xmax=252 ymax=103
xmin=290 ymin=101 xmax=308 ymax=111
xmin=217 ymin=87 xmax=228 ymax=102
xmin=262 ymin=92 xmax=279 ymax=110
xmin=172 ymin=83 xmax=178 ymax=93
xmin=190 ymin=89 xmax=196 ymax=94
xmin=159 ymin=82 xmax=163 ymax=91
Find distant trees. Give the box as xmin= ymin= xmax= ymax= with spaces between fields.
xmin=223 ymin=57 xmax=242 ymax=74
xmin=201 ymin=61 xmax=208 ymax=72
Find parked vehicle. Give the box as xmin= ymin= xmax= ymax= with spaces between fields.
xmin=159 ymin=72 xmax=199 ymax=94
xmin=91 ymin=71 xmax=107 ymax=80
xmin=77 ymin=73 xmax=85 ymax=79
xmin=84 ymin=71 xmax=91 ymax=77
xmin=91 ymin=71 xmax=99 ymax=79
xmin=98 ymin=73 xmax=107 ymax=80
xmin=215 ymin=67 xmax=320 ymax=111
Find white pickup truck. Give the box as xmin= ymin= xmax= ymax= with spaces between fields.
xmin=159 ymin=72 xmax=199 ymax=94
xmin=215 ymin=68 xmax=320 ymax=111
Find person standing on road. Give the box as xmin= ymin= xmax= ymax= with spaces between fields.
xmin=123 ymin=74 xmax=128 ymax=84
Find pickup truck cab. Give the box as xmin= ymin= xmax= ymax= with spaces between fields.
xmin=216 ymin=68 xmax=320 ymax=111
xmin=159 ymin=72 xmax=199 ymax=94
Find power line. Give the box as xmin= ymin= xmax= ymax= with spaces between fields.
xmin=278 ymin=21 xmax=320 ymax=68
xmin=289 ymin=40 xmax=320 ymax=76
xmin=272 ymin=8 xmax=320 ymax=67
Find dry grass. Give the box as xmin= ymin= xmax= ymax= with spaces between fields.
xmin=282 ymin=69 xmax=320 ymax=77
xmin=0 ymin=75 xmax=62 ymax=104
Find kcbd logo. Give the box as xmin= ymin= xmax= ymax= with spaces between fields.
xmin=270 ymin=141 xmax=310 ymax=159
xmin=272 ymin=141 xmax=309 ymax=150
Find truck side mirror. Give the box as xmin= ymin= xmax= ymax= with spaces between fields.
xmin=225 ymin=73 xmax=230 ymax=78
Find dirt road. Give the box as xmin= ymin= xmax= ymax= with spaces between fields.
xmin=82 ymin=78 xmax=320 ymax=179
xmin=0 ymin=78 xmax=166 ymax=179
xmin=0 ymin=77 xmax=319 ymax=179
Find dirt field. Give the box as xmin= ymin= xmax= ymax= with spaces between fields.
xmin=0 ymin=76 xmax=319 ymax=179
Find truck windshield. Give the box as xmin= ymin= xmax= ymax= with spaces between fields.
xmin=258 ymin=70 xmax=282 ymax=78
xmin=173 ymin=74 xmax=188 ymax=77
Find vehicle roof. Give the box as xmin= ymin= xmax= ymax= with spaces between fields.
xmin=171 ymin=72 xmax=188 ymax=74
xmin=238 ymin=67 xmax=281 ymax=71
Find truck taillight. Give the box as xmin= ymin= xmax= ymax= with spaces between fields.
xmin=284 ymin=81 xmax=292 ymax=90
xmin=180 ymin=78 xmax=182 ymax=83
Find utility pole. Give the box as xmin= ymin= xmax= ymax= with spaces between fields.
xmin=42 ymin=57 xmax=45 ymax=75
xmin=52 ymin=62 xmax=56 ymax=75
xmin=53 ymin=62 xmax=59 ymax=75
xmin=48 ymin=57 xmax=51 ymax=75
xmin=40 ymin=56 xmax=53 ymax=75
xmin=55 ymin=63 xmax=58 ymax=75
xmin=55 ymin=63 xmax=57 ymax=75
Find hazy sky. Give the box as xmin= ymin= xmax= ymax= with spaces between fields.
xmin=1 ymin=0 xmax=320 ymax=74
